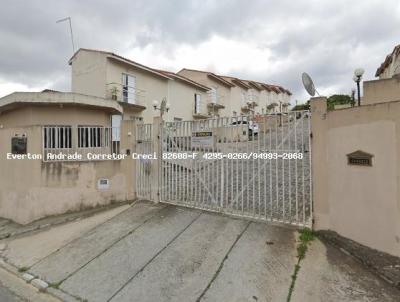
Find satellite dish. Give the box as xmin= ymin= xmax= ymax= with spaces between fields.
xmin=302 ymin=72 xmax=319 ymax=97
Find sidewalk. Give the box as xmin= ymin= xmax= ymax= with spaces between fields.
xmin=0 ymin=202 xmax=132 ymax=240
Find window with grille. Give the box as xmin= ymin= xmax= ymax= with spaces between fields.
xmin=43 ymin=126 xmax=72 ymax=149
xmin=78 ymin=126 xmax=109 ymax=148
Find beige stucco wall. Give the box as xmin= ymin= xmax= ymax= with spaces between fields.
xmin=164 ymin=80 xmax=208 ymax=122
xmin=0 ymin=106 xmax=113 ymax=128
xmin=177 ymin=70 xmax=231 ymax=117
xmin=311 ymin=97 xmax=400 ymax=257
xmin=363 ymin=77 xmax=400 ymax=105
xmin=229 ymin=86 xmax=247 ymax=115
xmin=0 ymin=105 xmax=137 ymax=225
xmin=71 ymin=50 xmax=107 ymax=98
xmin=106 ymin=59 xmax=168 ymax=123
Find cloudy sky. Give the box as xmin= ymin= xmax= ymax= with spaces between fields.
xmin=1 ymin=0 xmax=400 ymax=103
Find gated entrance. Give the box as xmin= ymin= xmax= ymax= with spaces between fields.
xmin=136 ymin=111 xmax=312 ymax=227
xmin=135 ymin=123 xmax=153 ymax=200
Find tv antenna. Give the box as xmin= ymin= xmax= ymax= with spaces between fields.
xmin=302 ymin=72 xmax=320 ymax=97
xmin=56 ymin=17 xmax=75 ymax=54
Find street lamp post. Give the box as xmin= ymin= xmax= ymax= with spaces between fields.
xmin=353 ymin=68 xmax=364 ymax=106
xmin=153 ymin=98 xmax=170 ymax=119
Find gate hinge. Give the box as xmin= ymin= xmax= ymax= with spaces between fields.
xmin=310 ymin=132 xmax=313 ymax=139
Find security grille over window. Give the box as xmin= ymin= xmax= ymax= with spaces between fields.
xmin=42 ymin=126 xmax=120 ymax=161
xmin=78 ymin=126 xmax=108 ymax=148
xmin=43 ymin=126 xmax=72 ymax=149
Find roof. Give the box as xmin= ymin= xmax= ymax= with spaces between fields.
xmin=178 ymin=68 xmax=235 ymax=88
xmin=0 ymin=91 xmax=125 ymax=114
xmin=69 ymin=48 xmax=173 ymax=80
xmin=155 ymin=70 xmax=211 ymax=91
xmin=219 ymin=76 xmax=251 ymax=89
xmin=177 ymin=68 xmax=292 ymax=95
xmin=245 ymin=81 xmax=263 ymax=91
xmin=375 ymin=44 xmax=400 ymax=77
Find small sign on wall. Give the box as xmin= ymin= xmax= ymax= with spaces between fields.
xmin=11 ymin=137 xmax=27 ymax=154
xmin=191 ymin=131 xmax=214 ymax=149
xmin=97 ymin=178 xmax=110 ymax=190
xmin=347 ymin=150 xmax=373 ymax=166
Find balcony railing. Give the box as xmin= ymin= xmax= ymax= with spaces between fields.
xmin=247 ymin=93 xmax=259 ymax=105
xmin=106 ymin=82 xmax=146 ymax=106
xmin=42 ymin=126 xmax=121 ymax=162
xmin=206 ymin=91 xmax=225 ymax=108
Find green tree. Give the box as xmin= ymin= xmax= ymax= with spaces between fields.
xmin=291 ymin=101 xmax=310 ymax=111
xmin=327 ymin=94 xmax=353 ymax=110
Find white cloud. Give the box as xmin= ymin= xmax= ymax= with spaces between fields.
xmin=125 ymin=35 xmax=274 ymax=75
xmin=0 ymin=79 xmax=48 ymax=98
xmin=1 ymin=0 xmax=400 ymax=103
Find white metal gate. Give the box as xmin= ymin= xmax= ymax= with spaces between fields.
xmin=136 ymin=123 xmax=154 ymax=200
xmin=159 ymin=111 xmax=312 ymax=227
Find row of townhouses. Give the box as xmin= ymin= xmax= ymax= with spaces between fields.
xmin=69 ymin=48 xmax=292 ymax=123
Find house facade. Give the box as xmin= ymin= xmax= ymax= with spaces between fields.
xmin=177 ymin=68 xmax=234 ymax=117
xmin=70 ymin=49 xmax=213 ymax=123
xmin=178 ymin=68 xmax=292 ymax=117
xmin=363 ymin=44 xmax=400 ymax=106
xmin=0 ymin=91 xmax=137 ymax=224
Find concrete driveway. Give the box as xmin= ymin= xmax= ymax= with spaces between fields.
xmin=0 ymin=201 xmax=399 ymax=302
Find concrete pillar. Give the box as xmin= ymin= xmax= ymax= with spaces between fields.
xmin=310 ymin=97 xmax=329 ymax=230
xmin=152 ymin=116 xmax=162 ymax=203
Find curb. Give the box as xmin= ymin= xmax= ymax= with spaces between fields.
xmin=0 ymin=257 xmax=79 ymax=301
xmin=319 ymin=233 xmax=400 ymax=290
xmin=0 ymin=200 xmax=135 ymax=240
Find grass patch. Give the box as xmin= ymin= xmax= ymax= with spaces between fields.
xmin=48 ymin=281 xmax=62 ymax=289
xmin=297 ymin=228 xmax=315 ymax=260
xmin=286 ymin=228 xmax=316 ymax=302
xmin=18 ymin=266 xmax=29 ymax=273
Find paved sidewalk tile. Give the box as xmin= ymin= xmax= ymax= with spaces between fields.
xmin=2 ymin=204 xmax=130 ymax=268
xmin=29 ymin=202 xmax=162 ymax=284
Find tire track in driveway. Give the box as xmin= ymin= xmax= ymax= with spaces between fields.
xmin=195 ymin=221 xmax=251 ymax=302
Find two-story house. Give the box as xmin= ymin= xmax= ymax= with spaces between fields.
xmin=70 ymin=49 xmax=211 ymax=123
xmin=177 ymin=68 xmax=234 ymax=117
xmin=218 ymin=76 xmax=257 ymax=116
